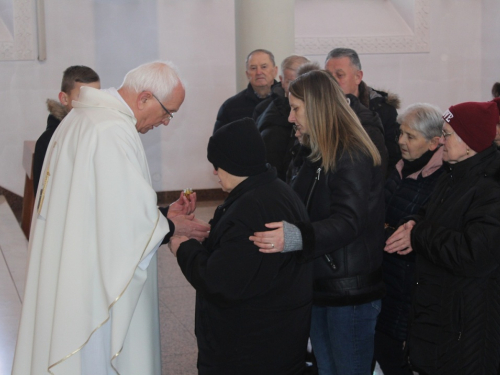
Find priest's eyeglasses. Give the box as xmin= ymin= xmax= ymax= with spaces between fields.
xmin=152 ymin=94 xmax=174 ymax=121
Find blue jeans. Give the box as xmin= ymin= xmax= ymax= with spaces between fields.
xmin=310 ymin=300 xmax=381 ymax=375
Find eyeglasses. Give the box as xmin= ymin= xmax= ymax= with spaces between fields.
xmin=152 ymin=94 xmax=174 ymax=121
xmin=442 ymin=129 xmax=453 ymax=139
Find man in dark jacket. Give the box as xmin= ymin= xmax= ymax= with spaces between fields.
xmin=213 ymin=49 xmax=282 ymax=133
xmin=325 ymin=48 xmax=400 ymax=175
xmin=33 ymin=66 xmax=100 ymax=195
xmin=169 ymin=118 xmax=313 ymax=375
xmin=253 ymin=55 xmax=310 ymax=181
xmin=347 ymin=94 xmax=388 ymax=176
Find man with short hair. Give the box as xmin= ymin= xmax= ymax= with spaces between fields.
xmin=254 ymin=55 xmax=310 ymax=181
xmin=13 ymin=61 xmax=210 ymax=375
xmin=213 ymin=49 xmax=281 ymax=133
xmin=325 ymin=48 xmax=401 ymax=173
xmin=33 ymin=65 xmax=101 ymax=194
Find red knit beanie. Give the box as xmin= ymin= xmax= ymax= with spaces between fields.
xmin=442 ymin=101 xmax=499 ymax=152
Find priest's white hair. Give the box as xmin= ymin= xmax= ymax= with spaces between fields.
xmin=119 ymin=61 xmax=183 ymax=101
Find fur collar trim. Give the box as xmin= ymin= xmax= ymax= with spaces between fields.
xmin=46 ymin=99 xmax=69 ymax=121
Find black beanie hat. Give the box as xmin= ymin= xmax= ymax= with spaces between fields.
xmin=207 ymin=118 xmax=267 ymax=177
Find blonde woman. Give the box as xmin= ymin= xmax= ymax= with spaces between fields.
xmin=251 ymin=70 xmax=385 ymax=375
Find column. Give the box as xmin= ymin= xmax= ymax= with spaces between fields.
xmin=234 ymin=0 xmax=295 ymax=91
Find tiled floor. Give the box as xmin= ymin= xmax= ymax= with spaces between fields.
xmin=0 ymin=196 xmax=385 ymax=375
xmin=0 ymin=196 xmax=219 ymax=375
xmin=0 ymin=196 xmax=26 ymax=375
xmin=157 ymin=201 xmax=219 ymax=375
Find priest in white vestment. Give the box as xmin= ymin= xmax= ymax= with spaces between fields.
xmin=12 ymin=61 xmax=210 ymax=375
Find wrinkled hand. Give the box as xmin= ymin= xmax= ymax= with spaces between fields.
xmin=167 ymin=191 xmax=197 ymax=218
xmin=168 ymin=235 xmax=189 ymax=257
xmin=171 ymin=214 xmax=210 ymax=242
xmin=384 ymin=220 xmax=416 ymax=255
xmin=249 ymin=222 xmax=284 ymax=253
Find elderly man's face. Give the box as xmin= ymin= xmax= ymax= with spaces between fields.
xmin=325 ymin=57 xmax=362 ymax=97
xmin=246 ymin=52 xmax=278 ymax=91
xmin=136 ymin=83 xmax=185 ymax=134
xmin=280 ymin=68 xmax=298 ymax=97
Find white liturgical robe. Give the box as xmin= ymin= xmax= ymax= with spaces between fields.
xmin=12 ymin=87 xmax=170 ymax=375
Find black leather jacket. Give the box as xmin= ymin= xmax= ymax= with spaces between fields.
xmin=292 ymin=149 xmax=386 ymax=306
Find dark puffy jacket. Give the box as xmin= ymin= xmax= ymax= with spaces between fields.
xmin=359 ymin=82 xmax=401 ymax=175
xmin=407 ymin=146 xmax=500 ymax=374
xmin=376 ymin=149 xmax=444 ymax=342
xmin=176 ymin=168 xmax=313 ymax=375
xmin=33 ymin=99 xmax=69 ymax=195
xmin=347 ymin=94 xmax=388 ymax=176
xmin=255 ymin=96 xmax=295 ymax=181
xmin=213 ymin=81 xmax=282 ymax=133
xmin=252 ymin=84 xmax=285 ymax=121
xmin=291 ymin=149 xmax=386 ymax=307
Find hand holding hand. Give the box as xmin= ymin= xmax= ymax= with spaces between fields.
xmin=249 ymin=222 xmax=284 ymax=253
xmin=384 ymin=220 xmax=416 ymax=255
xmin=171 ymin=214 xmax=210 ymax=242
xmin=168 ymin=235 xmax=189 ymax=257
xmin=167 ymin=191 xmax=197 ymax=218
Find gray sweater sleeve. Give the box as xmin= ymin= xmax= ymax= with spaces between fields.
xmin=282 ymin=221 xmax=304 ymax=252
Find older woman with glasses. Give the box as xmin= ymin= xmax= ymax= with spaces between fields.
xmin=385 ymin=101 xmax=500 ymax=375
xmin=374 ymin=103 xmax=444 ymax=375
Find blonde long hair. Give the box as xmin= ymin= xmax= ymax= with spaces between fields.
xmin=289 ymin=70 xmax=381 ymax=172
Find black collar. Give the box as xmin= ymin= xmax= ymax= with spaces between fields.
xmin=444 ymin=145 xmax=498 ymax=181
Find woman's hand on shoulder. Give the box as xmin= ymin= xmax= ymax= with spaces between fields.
xmin=249 ymin=222 xmax=284 ymax=253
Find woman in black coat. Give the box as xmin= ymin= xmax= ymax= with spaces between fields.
xmin=251 ymin=70 xmax=385 ymax=375
xmin=385 ymin=100 xmax=500 ymax=375
xmin=169 ymin=118 xmax=313 ymax=375
xmin=374 ymin=103 xmax=444 ymax=374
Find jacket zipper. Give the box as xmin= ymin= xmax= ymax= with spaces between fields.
xmin=305 ymin=167 xmax=337 ymax=271
xmin=305 ymin=167 xmax=322 ymax=209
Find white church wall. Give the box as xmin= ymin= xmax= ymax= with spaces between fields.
xmin=481 ymin=0 xmax=500 ymax=98
xmin=301 ymin=0 xmax=492 ymax=114
xmin=155 ymin=0 xmax=236 ymax=191
xmin=0 ymin=0 xmax=97 ymax=195
xmin=0 ymin=0 xmax=497 ymax=196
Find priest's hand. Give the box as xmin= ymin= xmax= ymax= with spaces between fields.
xmin=169 ymin=235 xmax=189 ymax=257
xmin=168 ymin=191 xmax=197 ymax=218
xmin=171 ymin=214 xmax=210 ymax=242
xmin=384 ymin=220 xmax=415 ymax=255
xmin=249 ymin=222 xmax=284 ymax=253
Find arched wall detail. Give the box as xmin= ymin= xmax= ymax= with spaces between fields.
xmin=295 ymin=0 xmax=430 ymax=55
